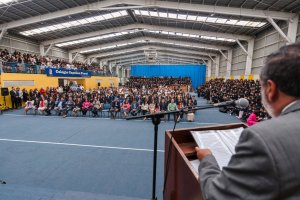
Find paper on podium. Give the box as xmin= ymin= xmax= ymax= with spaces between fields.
xmin=191 ymin=127 xmax=244 ymax=169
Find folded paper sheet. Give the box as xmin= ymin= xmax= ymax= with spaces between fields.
xmin=191 ymin=127 xmax=244 ymax=170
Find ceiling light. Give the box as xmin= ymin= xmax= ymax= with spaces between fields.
xmin=149 ymin=11 xmax=158 ymax=17
xmin=56 ymin=29 xmax=142 ymax=47
xmin=134 ymin=9 xmax=266 ymax=28
xmin=0 ymin=0 xmax=16 ymax=4
xmin=20 ymin=10 xmax=128 ymax=36
xmin=206 ymin=17 xmax=218 ymax=23
xmin=187 ymin=15 xmax=197 ymax=21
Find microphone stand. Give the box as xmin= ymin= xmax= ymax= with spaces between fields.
xmin=126 ymin=104 xmax=217 ymax=200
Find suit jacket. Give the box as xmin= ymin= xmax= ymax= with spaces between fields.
xmin=47 ymin=100 xmax=55 ymax=109
xmin=199 ymin=100 xmax=300 ymax=200
xmin=10 ymin=90 xmax=16 ymax=99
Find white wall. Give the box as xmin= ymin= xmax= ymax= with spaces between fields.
xmin=0 ymin=35 xmax=39 ymax=54
xmin=47 ymin=47 xmax=68 ymax=60
xmin=219 ymin=54 xmax=227 ymax=77
xmin=296 ymin=21 xmax=300 ymax=42
xmin=73 ymin=53 xmax=86 ymax=63
xmin=215 ymin=20 xmax=300 ymax=80
xmin=231 ymin=44 xmax=247 ymax=76
xmin=211 ymin=60 xmax=216 ymax=77
xmin=252 ymin=23 xmax=287 ymax=75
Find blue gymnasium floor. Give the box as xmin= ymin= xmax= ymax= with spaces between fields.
xmin=0 ymin=97 xmax=240 ymax=200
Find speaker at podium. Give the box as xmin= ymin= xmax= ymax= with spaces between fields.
xmin=163 ymin=123 xmax=247 ymax=200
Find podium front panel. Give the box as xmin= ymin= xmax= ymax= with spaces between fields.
xmin=164 ymin=123 xmax=246 ymax=200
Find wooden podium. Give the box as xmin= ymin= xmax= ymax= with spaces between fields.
xmin=163 ymin=123 xmax=246 ymax=200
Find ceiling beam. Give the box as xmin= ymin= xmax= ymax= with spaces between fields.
xmin=114 ymin=56 xmax=146 ymax=63
xmin=143 ymin=0 xmax=295 ymax=20
xmin=106 ymin=53 xmax=146 ymax=61
xmin=115 ymin=58 xmax=147 ymax=65
xmin=106 ymin=52 xmax=208 ymax=62
xmin=43 ymin=23 xmax=252 ymax=46
xmin=89 ymin=44 xmax=218 ymax=58
xmin=158 ymin=54 xmax=206 ymax=62
xmin=103 ymin=50 xmax=210 ymax=62
xmin=70 ymin=36 xmax=229 ymax=53
xmin=0 ymin=0 xmax=295 ymax=31
xmin=267 ymin=17 xmax=292 ymax=43
xmin=116 ymin=57 xmax=200 ymax=65
xmin=117 ymin=56 xmax=204 ymax=65
xmin=0 ymin=1 xmax=121 ymax=30
xmin=156 ymin=57 xmax=201 ymax=64
xmin=118 ymin=62 xmax=145 ymax=66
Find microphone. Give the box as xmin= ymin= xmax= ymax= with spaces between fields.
xmin=213 ymin=98 xmax=249 ymax=109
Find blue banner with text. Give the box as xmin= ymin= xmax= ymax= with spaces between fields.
xmin=45 ymin=68 xmax=91 ymax=77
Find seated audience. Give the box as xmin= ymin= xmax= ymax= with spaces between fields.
xmin=130 ymin=100 xmax=140 ymax=116
xmin=45 ymin=97 xmax=55 ymax=116
xmin=0 ymin=49 xmax=108 ymax=74
xmin=110 ymin=98 xmax=120 ymax=119
xmin=141 ymin=101 xmax=149 ymax=120
xmin=18 ymin=77 xmax=197 ymax=122
xmin=167 ymin=98 xmax=178 ymax=121
xmin=37 ymin=95 xmax=47 ymax=115
xmin=54 ymin=97 xmax=66 ymax=116
xmin=72 ymin=97 xmax=82 ymax=117
xmin=121 ymin=99 xmax=131 ymax=118
xmin=201 ymin=78 xmax=269 ymax=121
xmin=63 ymin=96 xmax=75 ymax=118
xmin=81 ymin=97 xmax=91 ymax=116
xmin=24 ymin=100 xmax=35 ymax=114
xmin=91 ymin=97 xmax=101 ymax=117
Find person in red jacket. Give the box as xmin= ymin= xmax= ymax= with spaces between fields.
xmin=247 ymin=108 xmax=259 ymax=126
xmin=39 ymin=87 xmax=45 ymax=96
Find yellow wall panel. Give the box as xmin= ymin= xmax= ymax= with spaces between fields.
xmin=0 ymin=73 xmax=119 ymax=109
xmin=248 ymin=74 xmax=254 ymax=80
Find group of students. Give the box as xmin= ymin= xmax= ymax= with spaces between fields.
xmin=200 ymin=78 xmax=270 ymax=125
xmin=126 ymin=77 xmax=192 ymax=89
xmin=20 ymin=81 xmax=197 ymax=121
xmin=0 ymin=49 xmax=104 ymax=73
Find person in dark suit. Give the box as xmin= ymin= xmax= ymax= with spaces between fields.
xmin=54 ymin=97 xmax=66 ymax=116
xmin=195 ymin=43 xmax=300 ymax=200
xmin=45 ymin=96 xmax=55 ymax=116
xmin=9 ymin=87 xmax=16 ymax=109
xmin=110 ymin=98 xmax=120 ymax=119
xmin=15 ymin=87 xmax=21 ymax=108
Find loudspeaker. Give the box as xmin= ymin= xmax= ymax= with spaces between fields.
xmin=97 ymin=83 xmax=101 ymax=87
xmin=1 ymin=88 xmax=9 ymax=96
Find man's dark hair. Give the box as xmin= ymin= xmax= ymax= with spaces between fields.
xmin=260 ymin=43 xmax=300 ymax=97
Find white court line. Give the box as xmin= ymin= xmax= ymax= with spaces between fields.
xmin=2 ymin=113 xmax=220 ymax=125
xmin=0 ymin=138 xmax=165 ymax=153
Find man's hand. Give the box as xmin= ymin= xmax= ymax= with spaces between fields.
xmin=195 ymin=147 xmax=212 ymax=161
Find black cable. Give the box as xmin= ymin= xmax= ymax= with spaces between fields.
xmin=162 ymin=110 xmax=182 ymax=195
